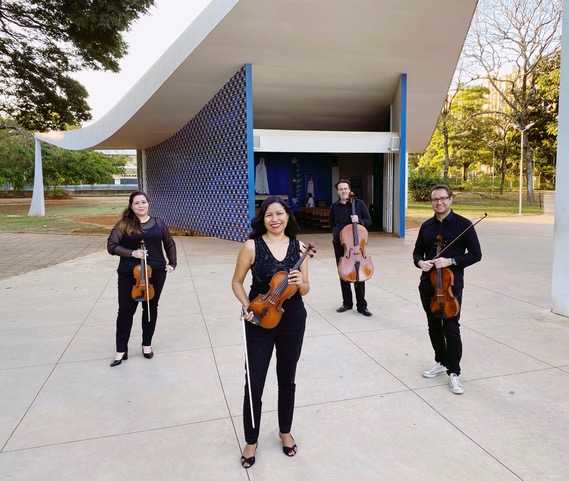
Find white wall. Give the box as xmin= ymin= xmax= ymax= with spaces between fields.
xmin=551 ymin=3 xmax=569 ymax=317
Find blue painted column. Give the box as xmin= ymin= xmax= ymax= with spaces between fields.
xmin=399 ymin=73 xmax=407 ymax=238
xmin=246 ymin=63 xmax=255 ymax=224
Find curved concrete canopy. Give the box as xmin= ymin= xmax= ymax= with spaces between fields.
xmin=36 ymin=0 xmax=477 ymax=153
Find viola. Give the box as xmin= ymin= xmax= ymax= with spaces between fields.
xmin=131 ymin=240 xmax=155 ymax=302
xmin=338 ymin=192 xmax=374 ymax=283
xmin=429 ymin=235 xmax=460 ymax=319
xmin=248 ymin=243 xmax=316 ymax=329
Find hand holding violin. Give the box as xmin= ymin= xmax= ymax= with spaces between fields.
xmin=419 ymin=257 xmax=453 ymax=272
xmin=131 ymin=248 xmax=146 ymax=259
xmin=287 ymin=269 xmax=305 ymax=287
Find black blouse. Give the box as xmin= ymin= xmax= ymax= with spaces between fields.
xmin=107 ymin=217 xmax=177 ymax=274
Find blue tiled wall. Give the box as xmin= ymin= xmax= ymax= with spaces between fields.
xmin=143 ymin=66 xmax=250 ymax=242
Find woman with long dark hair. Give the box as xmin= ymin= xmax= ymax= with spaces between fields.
xmin=231 ymin=196 xmax=310 ymax=468
xmin=107 ymin=191 xmax=177 ymax=366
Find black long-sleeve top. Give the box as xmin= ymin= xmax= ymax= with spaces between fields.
xmin=107 ymin=217 xmax=177 ymax=274
xmin=329 ymin=199 xmax=372 ymax=243
xmin=412 ymin=210 xmax=482 ymax=289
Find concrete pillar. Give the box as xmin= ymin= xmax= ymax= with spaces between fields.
xmin=28 ymin=138 xmax=45 ymax=217
xmin=551 ymin=2 xmax=569 ymax=317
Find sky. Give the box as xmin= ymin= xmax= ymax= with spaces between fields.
xmin=73 ymin=0 xmax=212 ymax=123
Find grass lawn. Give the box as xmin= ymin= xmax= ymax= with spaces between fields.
xmin=0 ymin=196 xmax=127 ymax=234
xmin=405 ymin=191 xmax=544 ymax=228
xmin=0 ymin=191 xmax=545 ymax=235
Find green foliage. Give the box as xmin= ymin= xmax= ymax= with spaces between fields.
xmin=408 ymin=171 xmax=445 ymax=202
xmin=0 ymin=121 xmax=127 ymax=189
xmin=0 ymin=123 xmax=35 ymax=190
xmin=0 ymin=0 xmax=155 ymax=131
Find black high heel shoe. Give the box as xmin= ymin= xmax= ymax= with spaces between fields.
xmin=110 ymin=349 xmax=128 ymax=367
xmin=240 ymin=443 xmax=257 ymax=469
xmin=142 ymin=345 xmax=154 ymax=359
xmin=280 ymin=433 xmax=297 ymax=457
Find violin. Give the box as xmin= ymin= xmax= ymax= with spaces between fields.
xmin=131 ymin=240 xmax=155 ymax=302
xmin=429 ymin=235 xmax=460 ymax=319
xmin=248 ymin=243 xmax=316 ymax=329
xmin=338 ymin=192 xmax=374 ymax=283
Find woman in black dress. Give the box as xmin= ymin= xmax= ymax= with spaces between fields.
xmin=107 ymin=191 xmax=177 ymax=366
xmin=232 ymin=196 xmax=310 ymax=468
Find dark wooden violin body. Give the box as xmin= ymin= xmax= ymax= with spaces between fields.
xmin=131 ymin=240 xmax=155 ymax=302
xmin=429 ymin=235 xmax=460 ymax=319
xmin=248 ymin=243 xmax=316 ymax=329
xmin=338 ymin=192 xmax=374 ymax=283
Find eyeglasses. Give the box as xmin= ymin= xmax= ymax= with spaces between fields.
xmin=431 ymin=196 xmax=450 ymax=203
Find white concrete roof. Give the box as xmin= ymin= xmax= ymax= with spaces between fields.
xmin=36 ymin=0 xmax=477 ymax=153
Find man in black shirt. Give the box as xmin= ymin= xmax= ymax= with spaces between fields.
xmin=412 ymin=184 xmax=482 ymax=394
xmin=329 ymin=179 xmax=373 ymax=316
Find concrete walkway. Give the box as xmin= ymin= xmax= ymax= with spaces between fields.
xmin=1 ymin=214 xmax=567 ymax=481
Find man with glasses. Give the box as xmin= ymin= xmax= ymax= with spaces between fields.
xmin=412 ymin=184 xmax=482 ymax=394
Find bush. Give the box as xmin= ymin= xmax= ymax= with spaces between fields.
xmin=408 ymin=171 xmax=446 ymax=201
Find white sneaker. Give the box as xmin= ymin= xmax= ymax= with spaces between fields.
xmin=449 ymin=373 xmax=464 ymax=394
xmin=422 ymin=362 xmax=447 ymax=378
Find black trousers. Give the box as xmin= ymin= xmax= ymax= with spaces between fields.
xmin=243 ymin=297 xmax=306 ymax=444
xmin=419 ymin=280 xmax=463 ymax=375
xmin=115 ymin=268 xmax=167 ymax=352
xmin=333 ymin=241 xmax=367 ymax=310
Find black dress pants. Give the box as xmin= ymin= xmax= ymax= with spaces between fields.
xmin=333 ymin=241 xmax=367 ymax=310
xmin=115 ymin=268 xmax=167 ymax=352
xmin=242 ymin=297 xmax=306 ymax=444
xmin=419 ymin=280 xmax=463 ymax=375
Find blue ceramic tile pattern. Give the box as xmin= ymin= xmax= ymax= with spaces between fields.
xmin=144 ymin=66 xmax=250 ymax=242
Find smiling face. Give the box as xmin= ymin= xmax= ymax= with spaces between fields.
xmin=336 ymin=182 xmax=350 ymax=202
xmin=430 ymin=188 xmax=453 ymax=218
xmin=263 ymin=202 xmax=289 ymax=235
xmin=130 ymin=194 xmax=149 ymax=218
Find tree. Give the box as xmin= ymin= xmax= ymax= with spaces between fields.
xmin=0 ymin=123 xmax=34 ymax=190
xmin=527 ymin=50 xmax=560 ymax=187
xmin=0 ymin=120 xmax=126 ymax=191
xmin=464 ymin=0 xmax=562 ymax=201
xmin=418 ymin=85 xmax=493 ymax=183
xmin=0 ymin=0 xmax=155 ymax=132
xmin=42 ymin=148 xmax=126 ymax=190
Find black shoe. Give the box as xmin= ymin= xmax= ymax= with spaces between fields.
xmin=110 ymin=349 xmax=128 ymax=367
xmin=142 ymin=345 xmax=154 ymax=359
xmin=240 ymin=443 xmax=257 ymax=469
xmin=358 ymin=308 xmax=372 ymax=317
xmin=281 ymin=434 xmax=297 ymax=457
xmin=336 ymin=305 xmax=352 ymax=313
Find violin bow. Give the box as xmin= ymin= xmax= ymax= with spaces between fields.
xmin=433 ymin=213 xmax=487 ymax=260
xmin=141 ymin=241 xmax=152 ymax=323
xmin=241 ymin=308 xmax=255 ymax=429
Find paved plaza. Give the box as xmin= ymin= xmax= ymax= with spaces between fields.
xmin=0 ymin=210 xmax=568 ymax=481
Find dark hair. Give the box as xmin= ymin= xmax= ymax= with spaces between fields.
xmin=429 ymin=184 xmax=453 ymax=198
xmin=335 ymin=179 xmax=350 ymax=189
xmin=119 ymin=191 xmax=149 ymax=235
xmin=249 ymin=196 xmax=300 ymax=239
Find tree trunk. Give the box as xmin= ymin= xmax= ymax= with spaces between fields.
xmin=525 ymin=138 xmax=535 ymax=202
